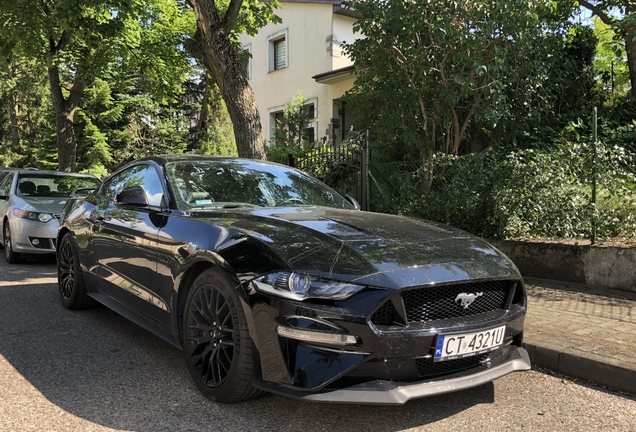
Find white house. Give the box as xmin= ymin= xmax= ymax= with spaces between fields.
xmin=239 ymin=0 xmax=361 ymax=147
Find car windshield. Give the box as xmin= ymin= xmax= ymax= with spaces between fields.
xmin=166 ymin=160 xmax=354 ymax=210
xmin=16 ymin=174 xmax=101 ymax=198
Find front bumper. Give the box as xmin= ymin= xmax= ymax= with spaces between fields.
xmin=254 ymin=345 xmax=530 ymax=405
xmin=9 ymin=216 xmax=58 ymax=254
xmin=244 ymin=278 xmax=529 ymax=404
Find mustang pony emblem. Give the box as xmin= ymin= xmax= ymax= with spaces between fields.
xmin=455 ymin=292 xmax=484 ymax=309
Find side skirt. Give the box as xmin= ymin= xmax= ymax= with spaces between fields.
xmin=89 ymin=292 xmax=182 ymax=349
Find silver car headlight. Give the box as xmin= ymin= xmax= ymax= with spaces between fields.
xmin=13 ymin=208 xmax=54 ymax=223
xmin=252 ymin=272 xmax=365 ymax=301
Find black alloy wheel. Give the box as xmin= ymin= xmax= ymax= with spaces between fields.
xmin=57 ymin=233 xmax=95 ymax=310
xmin=184 ymin=269 xmax=262 ymax=403
xmin=188 ymin=286 xmax=235 ymax=387
xmin=4 ymin=223 xmax=21 ymax=264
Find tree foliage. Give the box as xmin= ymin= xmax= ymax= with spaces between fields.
xmin=592 ymin=16 xmax=631 ymax=98
xmin=481 ymin=24 xmax=599 ymax=152
xmin=343 ymin=0 xmax=587 ymax=161
xmin=0 ymin=59 xmax=52 ymax=167
xmin=578 ymin=0 xmax=636 ymax=99
xmin=0 ymin=0 xmax=196 ymax=171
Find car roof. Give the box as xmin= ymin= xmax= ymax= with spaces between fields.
xmin=138 ymin=155 xmax=240 ymax=164
xmin=14 ymin=170 xmax=99 ymax=178
xmin=135 ymin=155 xmax=291 ymax=169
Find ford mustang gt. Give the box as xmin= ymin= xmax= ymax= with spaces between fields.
xmin=56 ymin=155 xmax=530 ymax=404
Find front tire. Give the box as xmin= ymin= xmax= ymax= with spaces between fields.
xmin=4 ymin=223 xmax=22 ymax=264
xmin=58 ymin=233 xmax=95 ymax=310
xmin=183 ymin=269 xmax=262 ymax=403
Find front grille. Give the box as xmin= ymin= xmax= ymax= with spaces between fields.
xmin=370 ymin=280 xmax=516 ymax=327
xmin=402 ymin=280 xmax=511 ymax=323
xmin=416 ymin=353 xmax=490 ymax=377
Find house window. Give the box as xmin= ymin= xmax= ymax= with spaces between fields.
xmin=270 ymin=111 xmax=284 ymax=143
xmin=303 ymin=125 xmax=315 ymax=143
xmin=270 ymin=104 xmax=317 ymax=145
xmin=242 ymin=44 xmax=251 ymax=79
xmin=302 ymin=101 xmax=316 ymax=143
xmin=268 ymin=29 xmax=288 ymax=72
xmin=274 ymin=38 xmax=286 ymax=70
xmin=303 ymin=103 xmax=315 ymax=120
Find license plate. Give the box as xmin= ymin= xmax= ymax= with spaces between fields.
xmin=434 ymin=325 xmax=506 ymax=361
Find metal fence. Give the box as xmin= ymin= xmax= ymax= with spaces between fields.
xmin=285 ymin=134 xmax=368 ymax=208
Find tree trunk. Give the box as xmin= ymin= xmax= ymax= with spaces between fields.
xmin=8 ymin=62 xmax=20 ymax=152
xmin=54 ymin=111 xmax=78 ymax=172
xmin=189 ymin=0 xmax=266 ymax=160
xmin=48 ymin=64 xmax=84 ymax=172
xmin=9 ymin=96 xmax=20 ymax=153
xmin=197 ymin=77 xmax=209 ymax=131
xmin=626 ymin=29 xmax=636 ymax=100
xmin=625 ymin=36 xmax=636 ymax=100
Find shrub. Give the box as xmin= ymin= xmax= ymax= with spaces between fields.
xmin=377 ymin=141 xmax=636 ymax=240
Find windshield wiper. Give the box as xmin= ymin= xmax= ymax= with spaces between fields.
xmin=221 ymin=203 xmax=259 ymax=209
xmin=190 ymin=203 xmax=259 ymax=210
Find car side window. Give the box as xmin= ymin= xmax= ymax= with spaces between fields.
xmin=1 ymin=173 xmax=14 ymax=195
xmin=101 ymin=165 xmax=165 ymax=207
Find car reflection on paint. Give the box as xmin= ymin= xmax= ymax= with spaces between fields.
xmin=56 ymin=155 xmax=530 ymax=405
xmin=0 ymin=170 xmax=100 ymax=263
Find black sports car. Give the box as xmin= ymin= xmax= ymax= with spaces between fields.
xmin=56 ymin=155 xmax=530 ymax=405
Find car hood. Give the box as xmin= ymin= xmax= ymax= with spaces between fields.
xmin=202 ymin=207 xmax=520 ymax=289
xmin=17 ymin=197 xmax=70 ymax=215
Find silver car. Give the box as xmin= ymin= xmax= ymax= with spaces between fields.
xmin=0 ymin=170 xmax=101 ymax=263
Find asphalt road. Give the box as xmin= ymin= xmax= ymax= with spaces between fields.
xmin=1 ymin=255 xmax=635 ymax=432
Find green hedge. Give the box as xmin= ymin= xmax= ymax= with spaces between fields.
xmin=371 ymin=142 xmax=636 ymax=240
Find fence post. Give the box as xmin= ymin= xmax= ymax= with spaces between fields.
xmin=365 ymin=130 xmax=370 ymax=211
xmin=591 ymin=107 xmax=597 ymax=245
xmin=287 ymin=153 xmax=295 ymax=168
xmin=360 ymin=136 xmax=367 ymax=211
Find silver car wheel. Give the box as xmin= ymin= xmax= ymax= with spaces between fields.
xmin=4 ymin=223 xmax=21 ymax=264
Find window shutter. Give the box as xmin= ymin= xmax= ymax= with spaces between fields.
xmin=275 ymin=39 xmax=286 ymax=69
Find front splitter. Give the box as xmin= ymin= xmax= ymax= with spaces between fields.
xmin=253 ymin=346 xmax=531 ymax=405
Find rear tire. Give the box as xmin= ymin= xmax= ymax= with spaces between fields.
xmin=183 ymin=269 xmax=262 ymax=403
xmin=4 ymin=223 xmax=22 ymax=264
xmin=57 ymin=233 xmax=96 ymax=310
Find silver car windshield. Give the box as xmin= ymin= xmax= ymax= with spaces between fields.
xmin=166 ymin=160 xmax=354 ymax=210
xmin=16 ymin=174 xmax=101 ymax=198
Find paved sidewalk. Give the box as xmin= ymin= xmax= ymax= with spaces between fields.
xmin=523 ymin=277 xmax=636 ymax=395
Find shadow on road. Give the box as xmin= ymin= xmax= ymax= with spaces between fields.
xmin=0 ymin=260 xmax=496 ymax=432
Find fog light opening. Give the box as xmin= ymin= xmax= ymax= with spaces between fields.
xmin=276 ymin=326 xmax=357 ymax=346
xmin=31 ymin=238 xmax=40 ymax=246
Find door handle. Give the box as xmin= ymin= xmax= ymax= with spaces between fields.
xmin=94 ymin=216 xmax=105 ymax=227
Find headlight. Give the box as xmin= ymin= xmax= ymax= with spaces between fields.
xmin=13 ymin=208 xmax=54 ymax=223
xmin=253 ymin=271 xmax=365 ymax=301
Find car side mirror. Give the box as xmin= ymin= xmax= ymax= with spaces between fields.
xmin=115 ymin=185 xmax=149 ymax=207
xmin=0 ymin=191 xmax=6 ymax=200
xmin=345 ymin=195 xmax=361 ymax=210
